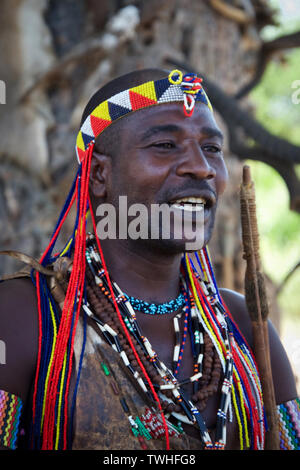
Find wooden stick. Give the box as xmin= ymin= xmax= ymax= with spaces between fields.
xmin=0 ymin=250 xmax=59 ymax=280
xmin=0 ymin=250 xmax=71 ymax=282
xmin=240 ymin=165 xmax=279 ymax=449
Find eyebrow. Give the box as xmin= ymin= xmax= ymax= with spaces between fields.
xmin=140 ymin=124 xmax=180 ymax=141
xmin=139 ymin=124 xmax=224 ymax=142
xmin=201 ymin=126 xmax=224 ymax=142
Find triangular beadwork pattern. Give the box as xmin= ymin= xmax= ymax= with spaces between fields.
xmin=108 ymin=101 xmax=131 ymax=121
xmin=81 ymin=132 xmax=94 ymax=149
xmin=108 ymin=89 xmax=132 ymax=111
xmin=90 ymin=115 xmax=111 ymax=137
xmin=157 ymin=84 xmax=184 ymax=103
xmin=81 ymin=115 xmax=94 ymax=140
xmin=130 ymin=81 xmax=157 ymax=102
xmin=91 ymin=101 xmax=111 ymax=122
xmin=129 ymin=90 xmax=157 ymax=111
xmin=154 ymin=78 xmax=171 ymax=100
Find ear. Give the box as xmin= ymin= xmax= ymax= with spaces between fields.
xmin=89 ymin=150 xmax=112 ymax=199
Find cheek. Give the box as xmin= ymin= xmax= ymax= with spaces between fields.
xmin=215 ymin=160 xmax=229 ymax=196
xmin=109 ymin=160 xmax=156 ymax=203
xmin=120 ymin=157 xmax=165 ymax=194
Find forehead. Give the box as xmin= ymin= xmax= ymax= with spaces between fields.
xmin=120 ymin=102 xmax=221 ymax=141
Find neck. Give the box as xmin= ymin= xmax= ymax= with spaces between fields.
xmin=98 ymin=237 xmax=183 ymax=303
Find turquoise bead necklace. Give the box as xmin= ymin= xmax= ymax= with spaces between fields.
xmin=124 ymin=292 xmax=185 ymax=315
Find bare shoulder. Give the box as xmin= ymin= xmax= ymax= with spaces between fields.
xmin=219 ymin=287 xmax=298 ymax=404
xmin=0 ymin=277 xmax=39 ymax=402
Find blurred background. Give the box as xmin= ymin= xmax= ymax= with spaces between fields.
xmin=0 ymin=0 xmax=299 ymax=391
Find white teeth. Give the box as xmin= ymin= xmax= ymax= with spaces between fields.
xmin=171 ymin=196 xmax=206 ymax=204
xmin=171 ymin=203 xmax=204 ymax=212
xmin=169 ymin=196 xmax=207 ymax=212
xmin=175 ymin=197 xmax=206 ymax=204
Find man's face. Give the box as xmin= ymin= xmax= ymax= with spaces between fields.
xmin=104 ymin=101 xmax=228 ymax=253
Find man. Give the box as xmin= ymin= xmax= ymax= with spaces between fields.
xmin=0 ymin=68 xmax=299 ymax=451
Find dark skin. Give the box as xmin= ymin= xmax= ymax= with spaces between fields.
xmin=0 ymin=101 xmax=297 ymax=449
xmin=90 ymin=103 xmax=225 ymax=301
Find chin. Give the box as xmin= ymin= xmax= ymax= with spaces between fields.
xmin=144 ymin=237 xmax=205 ymax=256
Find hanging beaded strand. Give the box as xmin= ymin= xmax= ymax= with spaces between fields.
xmin=86 ymin=236 xmax=207 ymax=392
xmin=84 ymin=233 xmax=238 ymax=450
xmin=192 ymin=250 xmax=265 ymax=449
xmin=84 ymin=232 xmax=266 ymax=450
xmin=87 ymin=239 xmax=221 ymax=449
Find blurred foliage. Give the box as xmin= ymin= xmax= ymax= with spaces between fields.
xmin=248 ymin=0 xmax=300 ymax=318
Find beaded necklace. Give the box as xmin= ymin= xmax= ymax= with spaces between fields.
xmin=84 ymin=234 xmax=238 ymax=449
xmin=123 ymin=292 xmax=186 ymax=315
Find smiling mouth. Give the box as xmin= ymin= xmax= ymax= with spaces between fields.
xmin=168 ymin=196 xmax=209 ymax=212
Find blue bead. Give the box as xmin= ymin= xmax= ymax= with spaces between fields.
xmin=125 ymin=292 xmax=185 ymax=315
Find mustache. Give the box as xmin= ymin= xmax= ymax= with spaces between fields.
xmin=159 ymin=180 xmax=217 ymax=204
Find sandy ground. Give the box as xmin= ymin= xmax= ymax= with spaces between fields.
xmin=280 ymin=316 xmax=300 ymax=395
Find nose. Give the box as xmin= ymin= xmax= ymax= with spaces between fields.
xmin=175 ymin=140 xmax=216 ymax=180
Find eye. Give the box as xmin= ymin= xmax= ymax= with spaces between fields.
xmin=152 ymin=142 xmax=175 ymax=149
xmin=202 ymin=144 xmax=222 ymax=154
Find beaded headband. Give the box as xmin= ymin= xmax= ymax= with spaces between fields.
xmin=76 ymin=69 xmax=213 ymax=163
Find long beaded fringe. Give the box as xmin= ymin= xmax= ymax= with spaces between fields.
xmin=82 ymin=232 xmax=265 ymax=450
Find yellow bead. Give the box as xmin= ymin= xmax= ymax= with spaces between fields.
xmin=168 ymin=69 xmax=183 ymax=85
